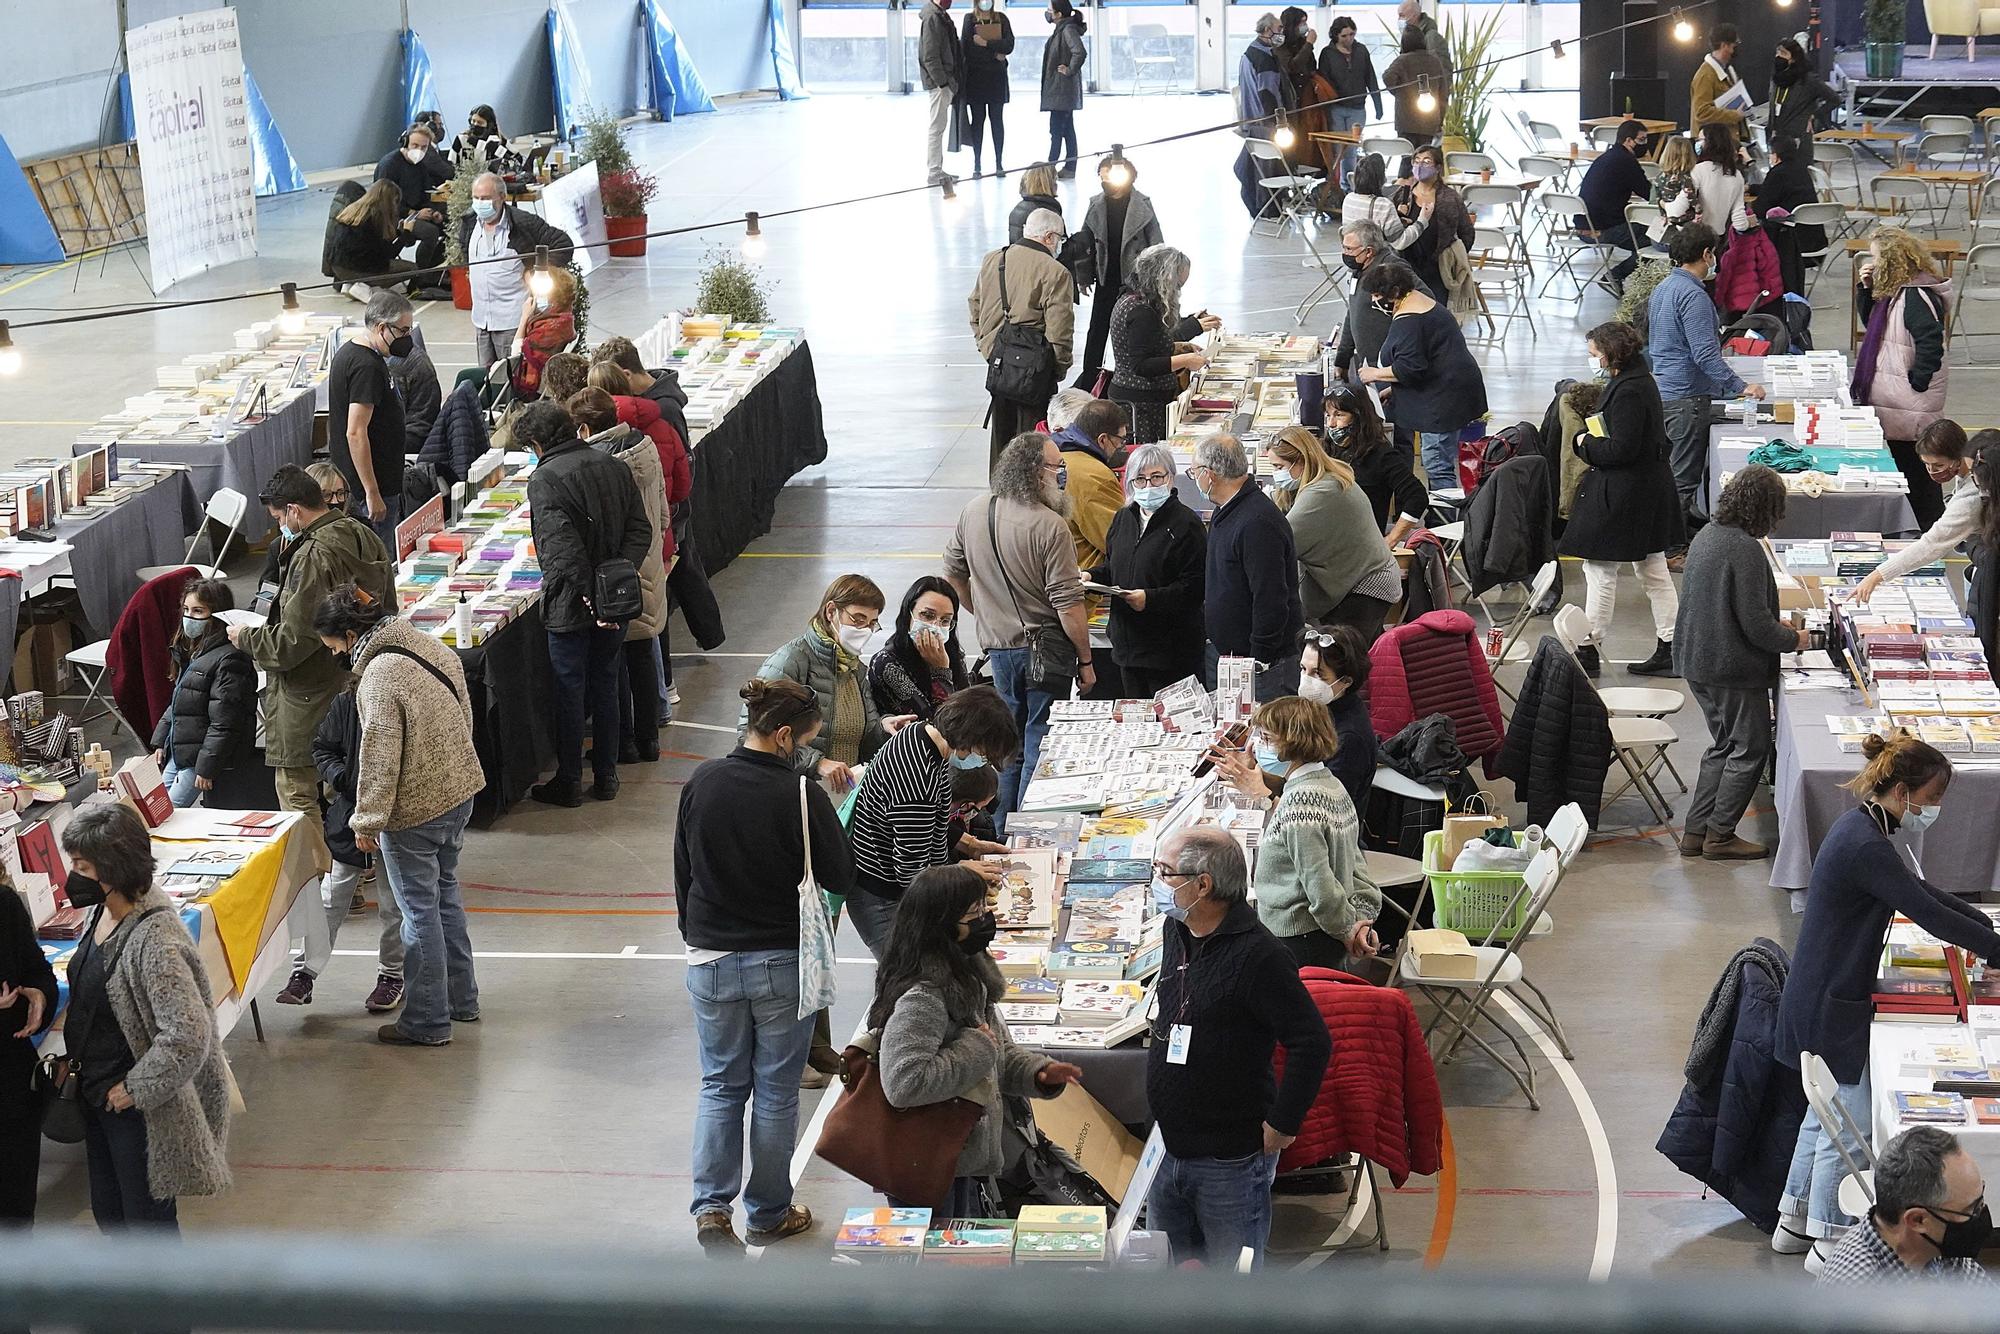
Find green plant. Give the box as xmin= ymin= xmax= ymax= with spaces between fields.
xmin=576 ymin=108 xmax=634 ymax=177
xmin=1441 ymin=4 xmax=1505 ymax=153
xmin=599 ymin=168 xmax=659 ymax=220
xmin=1863 ymin=0 xmax=1904 ymax=43
xmin=442 ymin=151 xmax=488 ymax=267
xmin=695 ymin=244 xmax=776 ymax=324
xmin=568 ymin=261 xmax=590 ymax=343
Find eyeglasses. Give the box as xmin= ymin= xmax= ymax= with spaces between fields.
xmin=1042 ymin=461 xmax=1066 ymax=475
xmin=1133 ymin=470 xmax=1173 ymax=486
xmin=1150 ymin=863 xmax=1194 ymax=878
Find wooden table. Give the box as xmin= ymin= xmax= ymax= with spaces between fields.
xmin=1449 ymin=172 xmax=1543 ymax=193
xmin=1307 ymin=127 xmax=1363 ymax=184
xmin=1843 ymin=236 xmax=1968 ymax=343
xmin=1817 ymin=126 xmax=1910 ymax=167
xmin=1881 ymin=167 xmax=1988 ymax=228
xmin=1579 ymin=116 xmax=1676 ymax=158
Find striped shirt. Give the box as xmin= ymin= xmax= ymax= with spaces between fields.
xmin=848 ymin=722 xmax=951 ymax=900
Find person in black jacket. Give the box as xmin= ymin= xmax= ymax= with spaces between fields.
xmin=1084 ymin=442 xmax=1206 ymax=696
xmin=416 ymin=381 xmax=490 ymax=486
xmin=1008 ymin=162 xmax=1063 ymax=245
xmin=1146 ymin=826 xmax=1331 ymax=1270
xmin=1325 ymin=382 xmax=1425 ymax=543
xmin=1767 ymin=39 xmax=1840 ymax=162
xmin=961 ymin=0 xmax=1014 ymax=176
xmin=518 ymin=401 xmax=654 ymax=807
xmin=1317 ymin=17 xmax=1381 ymax=179
xmin=1194 ymin=434 xmax=1304 ymax=700
xmin=390 ymin=342 xmax=442 ymax=456
xmin=1357 ymin=259 xmax=1488 ymax=490
xmin=371 ymin=123 xmax=451 ymax=270
xmin=1108 ymin=244 xmax=1214 ymax=444
xmin=1576 ymin=120 xmax=1653 ymax=282
xmin=1556 ymin=321 xmax=1685 ymax=677
xmin=149 ymin=578 xmax=257 ymax=810
xmin=1753 ymin=137 xmax=1826 ymax=298
xmin=0 ymin=874 xmax=58 ymax=1226
xmin=327 ymin=181 xmax=421 ymax=295
xmin=675 ymin=676 xmax=854 ymax=1255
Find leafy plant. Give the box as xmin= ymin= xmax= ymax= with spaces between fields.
xmin=695 ymin=244 xmax=776 ymax=325
xmin=568 ymin=261 xmax=590 ymax=343
xmin=1441 ymin=4 xmax=1505 ymax=153
xmin=599 ymin=167 xmax=659 ymax=220
xmin=1863 ymin=0 xmax=1904 ymax=44
xmin=576 ymin=108 xmax=634 ymax=177
xmin=442 ymin=150 xmax=488 ymax=267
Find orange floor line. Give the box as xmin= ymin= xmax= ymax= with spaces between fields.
xmin=1423 ymin=1115 xmax=1457 ymax=1270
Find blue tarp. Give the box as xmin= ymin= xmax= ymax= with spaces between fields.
xmin=767 ymin=0 xmax=807 ymax=101
xmin=244 ymin=69 xmax=305 ymax=197
xmin=0 ymin=130 xmax=62 ymax=264
xmin=400 ymin=29 xmax=439 ymax=132
xmin=117 ymin=72 xmax=135 ymax=142
xmin=548 ymin=3 xmax=598 ymax=139
xmin=645 ymin=0 xmax=715 ymax=118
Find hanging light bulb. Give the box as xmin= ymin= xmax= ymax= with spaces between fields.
xmin=1671 ymin=8 xmax=1695 ymax=41
xmin=0 ymin=321 xmax=17 ymax=377
xmin=528 ymin=245 xmax=555 ymax=301
xmin=1775 ymin=0 xmax=1793 ymax=9
xmin=1415 ymin=75 xmax=1437 ymax=115
xmin=1273 ymin=121 xmax=1297 ymax=151
xmin=1103 ymin=144 xmax=1134 ymax=191
xmin=277 ymin=282 xmax=306 ymax=336
xmin=1550 ymin=37 xmax=1567 ymax=59
xmin=742 ymin=211 xmax=767 ymax=258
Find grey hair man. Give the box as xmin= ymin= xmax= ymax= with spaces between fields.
xmin=943 ymin=432 xmax=1091 ymax=823
xmin=1191 ymin=433 xmax=1304 ymax=700
xmin=458 ymin=171 xmax=577 ymax=369
xmin=1144 ymin=824 xmax=1330 ymax=1271
xmin=1334 ymin=219 xmax=1430 ymax=378
xmin=969 ymin=212 xmax=1076 ymax=466
xmin=1817 ymin=1126 xmax=1995 ymax=1284
xmin=1046 ymin=387 xmax=1098 ymax=433
xmin=326 ymin=291 xmax=416 ymax=548
xmin=1397 ymin=0 xmax=1449 ymax=61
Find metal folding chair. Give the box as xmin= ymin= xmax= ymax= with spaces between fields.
xmin=1782 ymin=201 xmax=1848 ymax=301
xmin=1537 ymin=191 xmax=1618 ymax=296
xmin=1801 ymin=1052 xmax=1877 ymax=1218
xmin=1464 ymin=225 xmax=1538 ymax=346
xmin=62 ymin=639 xmax=121 ymax=735
xmin=1126 ymin=23 xmax=1176 ymax=93
xmin=1247 ymin=139 xmax=1321 ymax=238
xmin=137 ymin=487 xmax=249 ymax=582
xmin=1445 ymin=151 xmax=1496 ymax=176
xmin=1950 ymin=242 xmax=2000 ymax=365
xmin=1551 ymin=604 xmax=1689 ymax=794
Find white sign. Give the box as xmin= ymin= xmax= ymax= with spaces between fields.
xmin=126 ymin=8 xmax=257 ymax=291
xmin=538 ymin=160 xmax=610 ymax=276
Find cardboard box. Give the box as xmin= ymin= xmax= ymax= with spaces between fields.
xmin=1031 ymin=1084 xmax=1144 ymax=1204
xmin=1408 ymin=928 xmax=1479 ymax=980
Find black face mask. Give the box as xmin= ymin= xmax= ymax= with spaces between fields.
xmin=387 ymin=332 xmax=415 ymax=359
xmin=958 ymin=911 xmax=998 ymax=955
xmin=1926 ymin=1203 xmax=1995 ymax=1260
xmin=64 ymin=870 xmax=106 ymax=908
xmin=1328 ymin=424 xmax=1354 ymax=446
xmin=1342 ymin=254 xmax=1366 ymax=276
xmin=1773 ymin=58 xmax=1801 ymax=86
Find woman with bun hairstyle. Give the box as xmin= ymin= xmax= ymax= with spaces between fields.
xmin=1772 ymin=732 xmax=2000 ymax=1270
xmin=676 ymin=676 xmax=855 ymax=1253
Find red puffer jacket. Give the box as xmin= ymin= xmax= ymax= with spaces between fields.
xmin=1272 ymin=968 xmax=1445 ymax=1186
xmin=1715 ymin=225 xmax=1782 ymax=319
xmin=1366 ymin=608 xmax=1505 ymax=774
xmin=610 ymin=395 xmax=692 ymax=565
xmin=108 ymin=565 xmax=199 ymax=739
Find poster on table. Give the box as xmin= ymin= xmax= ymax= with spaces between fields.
xmin=125 ymin=8 xmax=257 ymax=291
xmin=537 ymin=160 xmax=609 ymax=276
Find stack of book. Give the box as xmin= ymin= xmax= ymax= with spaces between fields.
xmin=832 ymin=1208 xmax=929 ymax=1266
xmin=1013 ymin=1205 xmax=1107 ymax=1265
xmin=922 ymin=1218 xmax=1016 ymax=1268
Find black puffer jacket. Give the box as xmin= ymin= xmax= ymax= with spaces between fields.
xmin=417 ymin=381 xmax=490 ymax=484
xmin=148 ymin=633 xmax=258 ymax=790
xmin=311 ymin=690 xmax=365 ymax=868
xmin=1494 ymin=637 xmax=1610 ymax=827
xmin=525 ymin=437 xmax=653 ymax=635
xmin=1462 ymin=453 xmax=1554 ymax=598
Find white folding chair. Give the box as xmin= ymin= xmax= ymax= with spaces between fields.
xmin=1517 ymin=155 xmax=1572 ymax=236
xmin=1537 ymin=191 xmax=1618 ymax=296
xmin=1464 ymin=225 xmax=1538 ymax=345
xmin=1517 ymin=112 xmax=1565 ymax=157
xmin=1361 ymin=136 xmax=1416 ymax=166
xmin=1365 ymin=847 xmax=1430 ymax=982
xmin=137 ymin=487 xmax=250 ymax=582
xmin=1782 ymin=200 xmax=1848 ymax=301
xmin=1445 ymin=151 xmax=1496 ymax=176
xmin=1801 ymin=1052 xmax=1877 ymax=1218
xmin=1552 ymin=604 xmax=1688 ymax=794
xmin=1127 ymin=23 xmax=1176 ymax=93
xmin=1247 ymin=139 xmax=1321 ymax=238
xmin=62 ymin=639 xmax=121 ymax=735
xmin=1546 ymin=801 xmax=1590 ymax=868
xmin=1950 ymin=242 xmax=2000 ymax=365
xmin=1811 ymin=140 xmax=1864 ymax=205
xmin=1483 ymin=559 xmax=1560 ymax=685
xmin=1869 ymin=176 xmax=1939 ymax=233
xmin=1589 ymin=125 xmax=1619 ymax=150
xmin=1430 ymin=520 xmax=1471 ymax=595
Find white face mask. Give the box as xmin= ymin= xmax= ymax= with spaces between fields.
xmin=403 ymin=146 xmax=426 ymax=164
xmin=1298 ymin=674 xmax=1336 ymax=705
xmin=836 ymin=623 xmax=875 ymax=655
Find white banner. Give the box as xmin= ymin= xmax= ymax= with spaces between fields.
xmin=126 ymin=8 xmax=257 ymax=291
xmin=537 ymin=160 xmax=609 ymax=277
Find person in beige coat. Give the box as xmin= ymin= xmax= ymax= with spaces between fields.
xmin=315 ymin=585 xmax=483 ymax=1048
xmin=969 ymin=208 xmax=1075 ymax=465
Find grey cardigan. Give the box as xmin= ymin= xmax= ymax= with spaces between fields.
xmin=1286 ymin=476 xmax=1400 ymax=619
xmin=739 ymin=631 xmax=886 ymax=775
xmin=105 ymin=890 xmax=232 ymax=1200
xmin=878 ymin=961 xmax=1056 ymax=1179
xmin=1671 ymin=522 xmax=1797 ymax=688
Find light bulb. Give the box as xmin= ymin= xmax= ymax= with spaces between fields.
xmin=277 ymin=282 xmax=306 ymax=336
xmin=527 ymin=245 xmax=554 ymax=300
xmin=1415 ymin=77 xmax=1437 ymax=114
xmin=1273 ymin=124 xmax=1297 ymax=151
xmin=0 ymin=322 xmax=17 ymax=377
xmin=1671 ymin=9 xmax=1695 ymax=41
xmin=742 ymin=211 xmax=767 ymax=258
xmin=1104 ymin=147 xmax=1134 ymax=190
xmin=1775 ymin=0 xmax=1793 ymax=8
xmin=1550 ymin=38 xmax=1566 ymax=59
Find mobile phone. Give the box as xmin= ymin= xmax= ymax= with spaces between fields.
xmin=1191 ymin=721 xmax=1249 ymax=777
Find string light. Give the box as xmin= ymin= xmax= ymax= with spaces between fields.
xmin=1550 ymin=38 xmax=1566 ymax=59
xmin=742 ymin=211 xmax=767 ymax=258
xmin=1415 ymin=75 xmax=1437 ymax=115
xmin=1671 ymin=8 xmax=1695 ymax=41
xmin=276 ymin=282 xmax=306 ymax=336
xmin=0 ymin=322 xmax=17 ymax=376
xmin=527 ymin=245 xmax=554 ymax=301
xmin=1273 ymin=122 xmax=1297 ymax=151
xmin=1103 ymin=144 xmax=1134 ymax=190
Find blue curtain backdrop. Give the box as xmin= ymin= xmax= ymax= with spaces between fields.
xmin=401 ymin=29 xmax=439 ymax=130
xmin=549 ymin=3 xmax=599 ymax=139
xmin=767 ymin=0 xmax=807 ymax=100
xmin=245 ymin=70 xmax=306 ymax=197
xmin=0 ymin=131 xmax=63 ymax=263
xmin=645 ymin=0 xmax=715 ymax=118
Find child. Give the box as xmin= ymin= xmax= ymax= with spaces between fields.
xmin=512 ymin=266 xmax=577 ymax=399
xmin=947 ymin=763 xmax=1008 ymax=862
xmin=149 ymin=578 xmax=257 ymax=808
xmin=274 ymin=685 xmax=407 ymax=1012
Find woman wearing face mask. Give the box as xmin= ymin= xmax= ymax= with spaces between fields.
xmin=1855 ymin=227 xmax=1955 ymax=531
xmin=510 ymin=266 xmax=577 ymax=400
xmin=1393 ymin=146 xmax=1474 ymax=305
xmin=1764 ymin=40 xmax=1838 ymax=163
xmin=148 ymin=578 xmax=258 ymax=809
xmin=1772 ymin=732 xmax=2000 ymax=1272
xmin=742 ymin=575 xmax=911 ymax=794
xmin=869 ymin=576 xmax=970 ymax=721
xmin=449 ymin=104 xmax=521 ymax=173
xmin=1356 ymin=259 xmax=1487 ymax=491
xmin=1556 ymin=320 xmax=1684 ymax=678
xmin=1084 ymin=442 xmax=1207 ymax=696
xmin=870 ymin=863 xmax=1079 ymax=1213
xmin=1267 ymin=426 xmax=1401 ymax=642
xmin=1040 ymin=1 xmax=1088 ymax=178
xmin=1855 ymin=422 xmax=1987 ymax=606
xmin=1324 ymin=384 xmax=1424 ymax=545
xmin=1211 ymin=623 xmax=1377 ymax=810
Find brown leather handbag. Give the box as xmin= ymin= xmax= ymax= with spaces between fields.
xmin=814 ymin=1033 xmax=984 ymax=1208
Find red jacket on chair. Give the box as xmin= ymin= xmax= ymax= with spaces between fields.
xmin=1273 ymin=968 xmax=1445 ymax=1186
xmin=1715 ymin=225 xmax=1783 ymax=319
xmin=107 ymin=566 xmax=197 ymax=739
xmin=1366 ymin=608 xmax=1505 ymax=773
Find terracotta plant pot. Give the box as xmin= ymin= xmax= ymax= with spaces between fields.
xmin=605 ymin=214 xmax=648 ymax=257
xmin=449 ymin=265 xmax=472 ymax=310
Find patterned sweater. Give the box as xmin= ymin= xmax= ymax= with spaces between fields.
xmin=350 ymin=619 xmax=484 ymax=836
xmin=1253 ymin=763 xmax=1380 ymax=942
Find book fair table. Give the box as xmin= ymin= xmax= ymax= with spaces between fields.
xmin=53 ymin=467 xmax=203 ymax=637
xmin=1866 ymin=917 xmax=2000 ymax=1185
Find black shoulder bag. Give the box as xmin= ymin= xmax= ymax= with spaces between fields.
xmin=984 ymin=247 xmax=1060 ymax=408
xmin=573 ymin=468 xmax=643 ymax=623
xmin=35 ymin=904 xmax=169 ymax=1144
xmin=986 ymin=498 xmax=1079 ymax=692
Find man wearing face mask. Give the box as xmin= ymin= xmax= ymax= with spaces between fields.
xmin=1332 ymin=221 xmax=1432 ymax=387
xmin=371 ymin=123 xmax=451 ymax=270
xmin=1195 ymin=434 xmax=1305 ymax=700
xmin=230 ymin=465 xmax=393 ymax=835
xmin=327 ymin=291 xmax=416 ymax=549
xmin=459 ymin=172 xmax=576 ymax=370
xmin=1145 ymin=827 xmax=1330 ymax=1270
xmin=1576 ymin=119 xmax=1654 ymax=285
xmin=1647 ymin=222 xmax=1764 ymax=528
xmin=1818 ymin=1127 xmax=1996 ymax=1284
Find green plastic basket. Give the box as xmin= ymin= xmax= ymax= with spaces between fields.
xmin=1422 ymin=829 xmax=1530 ymax=940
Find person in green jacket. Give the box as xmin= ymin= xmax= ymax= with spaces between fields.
xmin=228 ymin=464 xmax=395 ymax=830
xmin=1267 ymin=426 xmax=1402 ymax=642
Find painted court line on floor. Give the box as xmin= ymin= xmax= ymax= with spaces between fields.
xmin=1492 ymin=991 xmax=1618 ymax=1280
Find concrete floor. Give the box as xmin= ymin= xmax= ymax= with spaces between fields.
xmin=6 ymin=89 xmax=1999 ymax=1281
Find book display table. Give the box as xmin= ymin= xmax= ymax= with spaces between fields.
xmin=678 ymin=337 xmax=829 ymax=575
xmin=75 ymin=389 xmax=317 ymax=510
xmin=455 ymin=599 xmax=554 ymax=825
xmin=55 ymin=467 xmax=203 ymax=636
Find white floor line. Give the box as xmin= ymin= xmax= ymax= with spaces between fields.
xmin=330 ymin=948 xmax=879 ymax=963
xmin=1492 ymin=990 xmax=1617 ymax=1281
xmin=790 ymin=1018 xmax=868 ymax=1188
xmin=666 ymin=719 xmax=736 ymax=733
xmin=1294 ymin=1164 xmax=1373 ymax=1270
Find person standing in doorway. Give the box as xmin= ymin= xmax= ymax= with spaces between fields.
xmin=327 ymin=291 xmax=414 ymax=550
xmin=919 ymin=0 xmax=965 ymax=187
xmin=961 ymin=0 xmax=1014 ymax=177
xmin=1041 ymin=1 xmax=1087 ymax=178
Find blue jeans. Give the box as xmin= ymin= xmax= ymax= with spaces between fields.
xmin=380 ymin=797 xmax=478 ymax=1042
xmin=1419 ymin=430 xmax=1460 ymax=490
xmin=844 ymin=888 xmax=900 ymax=960
xmin=1048 ymin=110 xmax=1078 ymax=167
xmin=1780 ymin=1071 xmax=1872 ymax=1236
xmin=686 ymin=949 xmax=814 ymax=1230
xmin=548 ymin=623 xmax=626 ymax=785
xmin=985 ymin=646 xmax=1055 ymax=829
xmin=651 ymin=635 xmax=672 ymax=718
xmin=1147 ymin=1147 xmax=1280 ymax=1270
xmin=1330 ymin=105 xmax=1365 ymax=176
xmin=160 ymin=758 xmax=199 ymax=809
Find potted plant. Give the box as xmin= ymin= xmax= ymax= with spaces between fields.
xmin=1441 ymin=4 xmax=1504 ymax=154
xmin=695 ymin=243 xmax=776 ymax=324
xmin=440 ymin=151 xmax=488 ymax=310
xmin=1864 ymin=0 xmax=1905 ymax=78
xmin=578 ymin=110 xmax=657 ymax=257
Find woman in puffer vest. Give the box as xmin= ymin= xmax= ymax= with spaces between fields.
xmin=1853 ymin=227 xmax=1953 ymax=530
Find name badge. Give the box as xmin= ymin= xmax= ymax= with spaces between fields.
xmin=1167 ymin=1023 xmax=1192 ymax=1065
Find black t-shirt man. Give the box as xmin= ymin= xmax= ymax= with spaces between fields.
xmin=326 ymin=339 xmax=405 ymax=506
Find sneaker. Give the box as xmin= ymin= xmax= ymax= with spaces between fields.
xmin=636 ymin=740 xmax=660 ymax=763
xmin=1628 ymin=639 xmax=1679 ymax=677
xmin=591 ymin=775 xmax=620 ymax=802
xmin=345 ymin=281 xmax=373 ymax=304
xmin=1576 ymin=644 xmax=1601 ymax=679
xmin=696 ymin=1209 xmax=745 ymax=1258
xmin=377 ymin=1023 xmax=449 ymax=1047
xmin=275 ymin=968 xmax=315 ymax=1006
xmin=666 ymin=685 xmax=681 ymax=707
xmin=746 ymin=1205 xmax=814 ymax=1246
xmin=363 ymin=973 xmax=405 ymax=1013
xmin=530 ymin=778 xmax=584 ymax=808
xmin=618 ymin=740 xmax=640 ymax=765
xmin=1803 ymin=1237 xmax=1837 ymax=1275
xmin=451 ymin=1009 xmax=481 ymax=1023
xmin=1703 ymin=835 xmax=1770 ymax=861
xmin=1771 ymin=1217 xmax=1813 ymax=1255
xmin=801 ymin=1065 xmax=832 ymax=1090
xmin=1678 ymin=830 xmax=1705 ymax=857
xmin=349 ymin=887 xmax=367 ymax=913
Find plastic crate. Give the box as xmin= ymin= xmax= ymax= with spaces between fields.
xmin=1422 ymin=829 xmax=1530 ymax=940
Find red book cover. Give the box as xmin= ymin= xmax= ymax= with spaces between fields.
xmin=114 ymin=756 xmax=173 ymax=828
xmin=18 ymin=819 xmax=63 ymax=883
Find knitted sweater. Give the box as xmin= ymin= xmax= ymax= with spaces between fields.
xmin=1671 ymin=523 xmax=1797 ymax=689
xmin=349 ymin=618 xmax=484 ymax=836
xmin=1253 ymin=763 xmax=1381 ymax=943
xmin=1286 ymin=476 xmax=1400 ymax=621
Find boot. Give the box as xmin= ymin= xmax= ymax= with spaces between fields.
xmin=1703 ymin=834 xmax=1770 ymax=861
xmin=1576 ymin=644 xmax=1601 ymax=678
xmin=1629 ymin=638 xmax=1678 ymax=677
xmin=1679 ymin=829 xmax=1705 ymax=857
